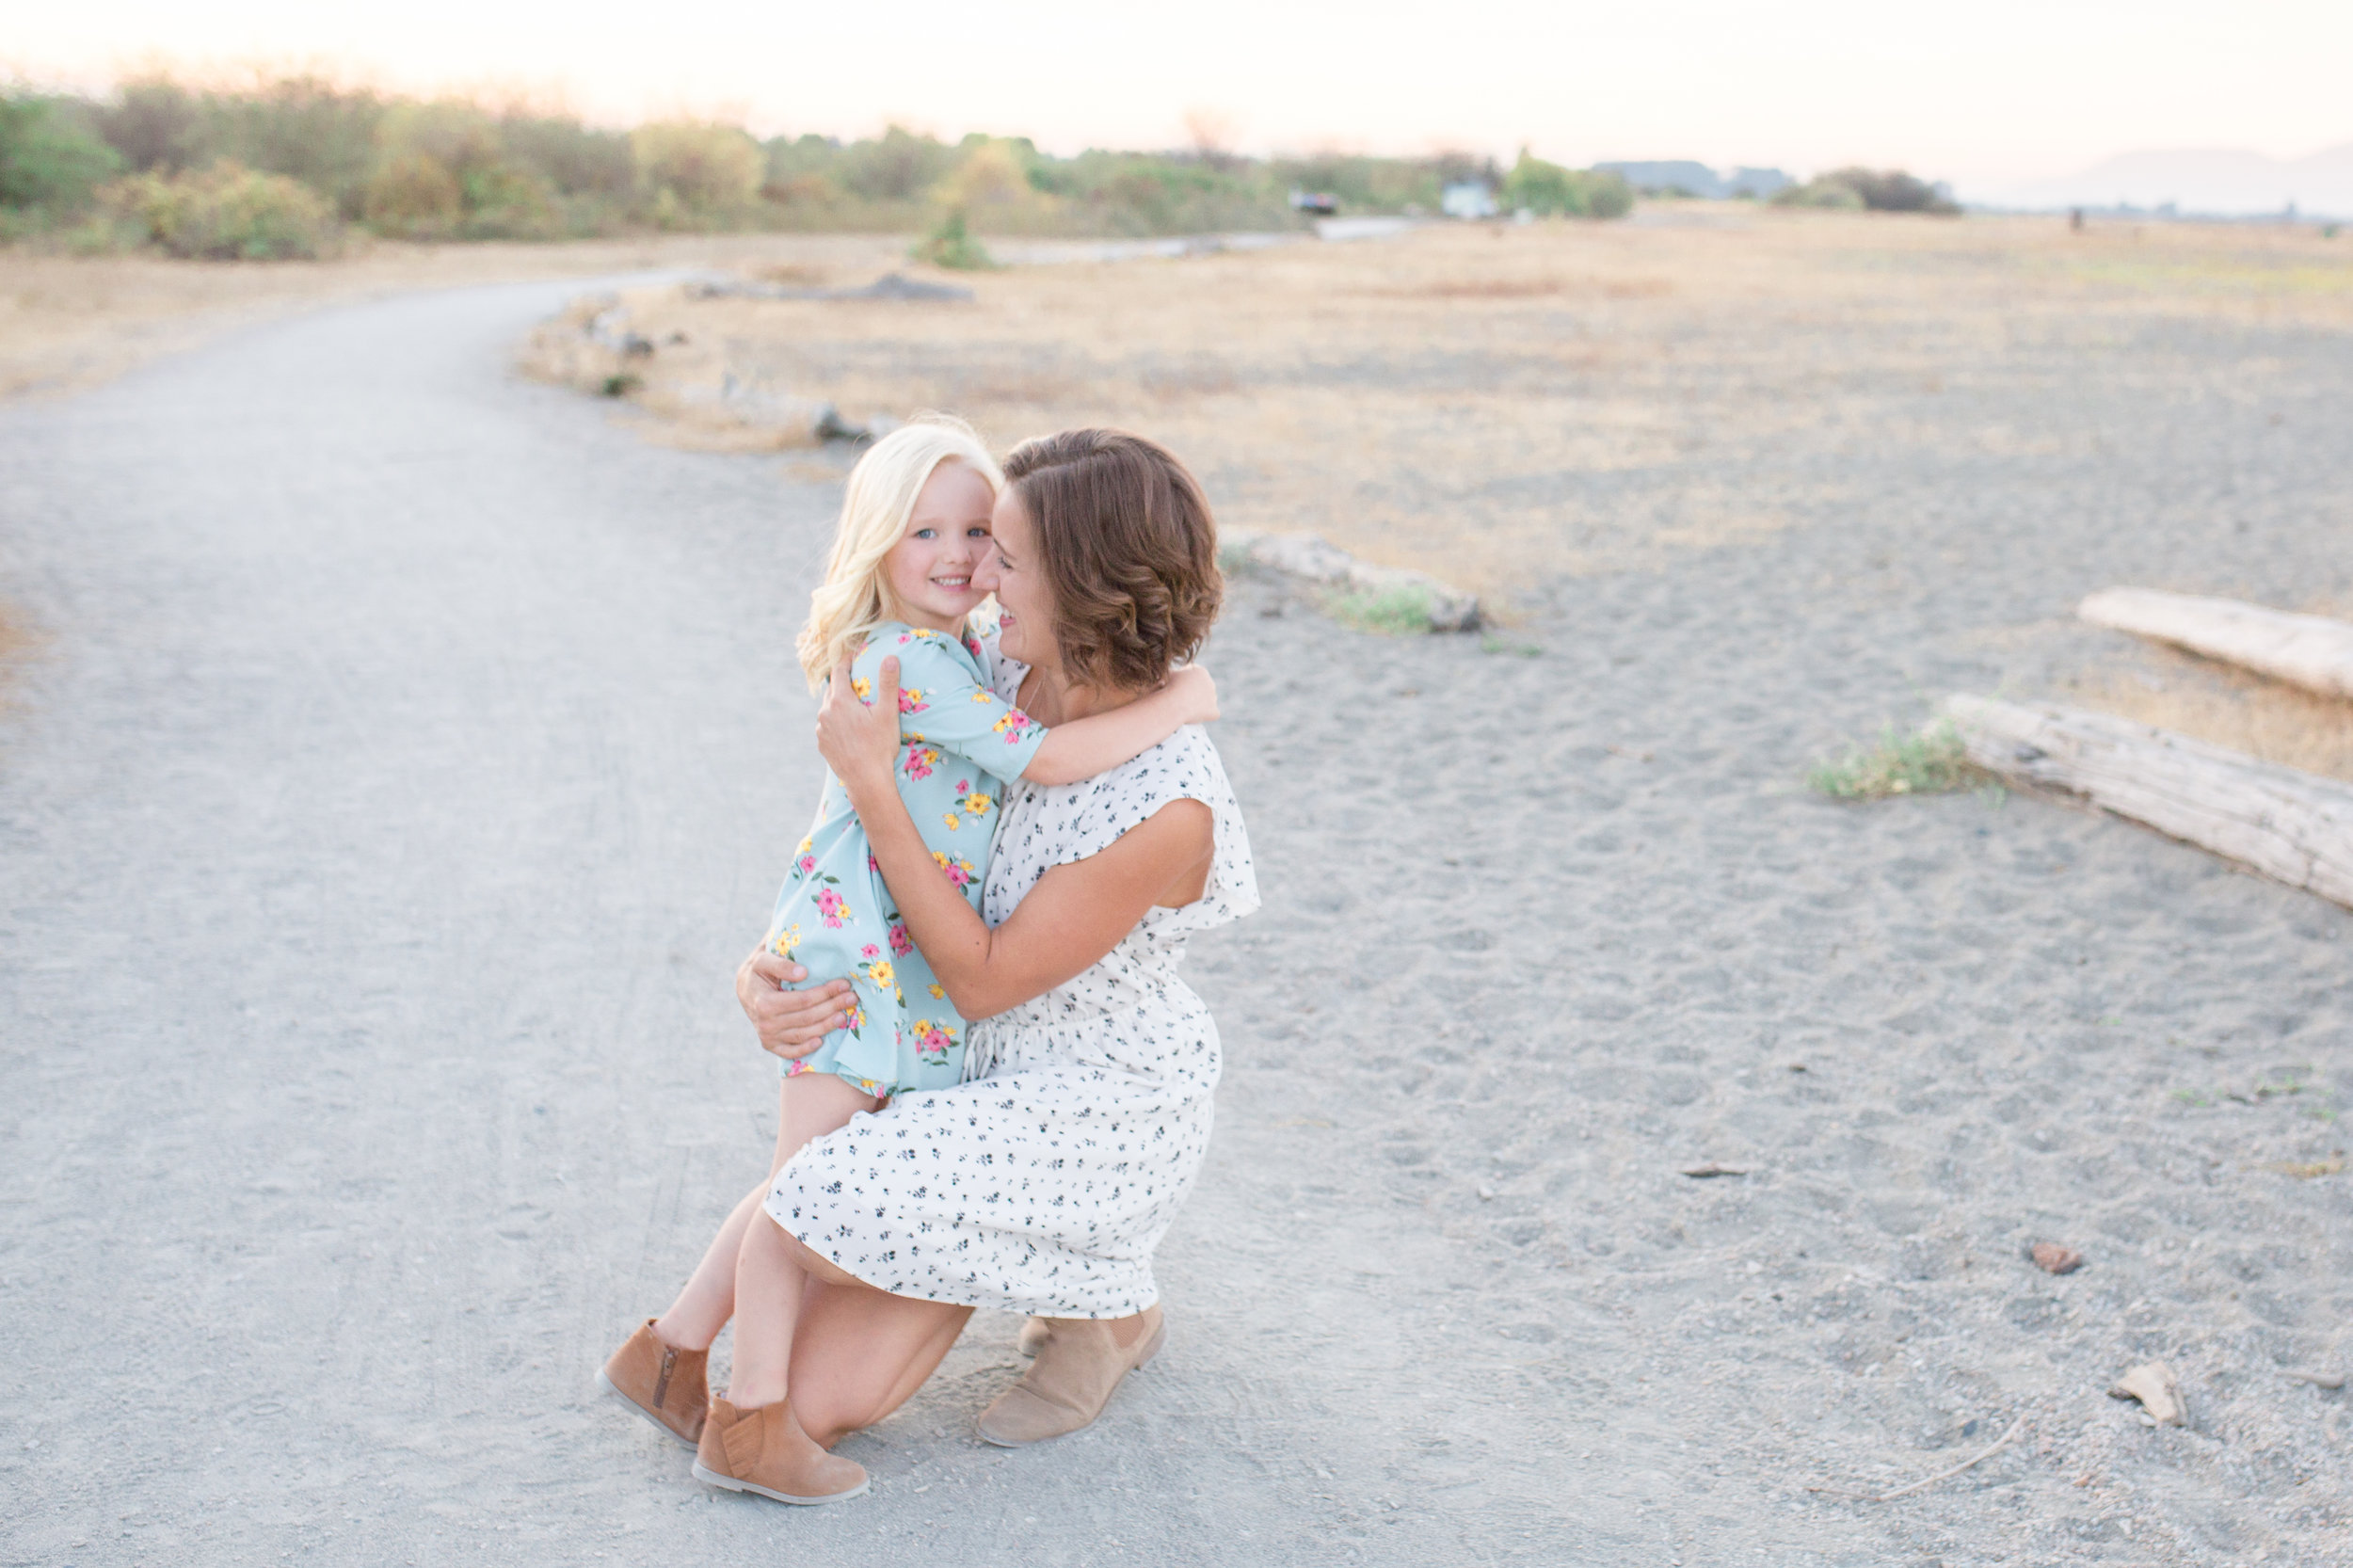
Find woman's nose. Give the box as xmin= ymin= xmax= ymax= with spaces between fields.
xmin=972 ymin=544 xmax=1004 ymax=594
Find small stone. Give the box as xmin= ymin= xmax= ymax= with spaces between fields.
xmin=2030 ymin=1241 xmax=2083 ymax=1274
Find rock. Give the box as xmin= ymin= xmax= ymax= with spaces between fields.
xmin=1679 ymin=1162 xmax=1747 ymax=1178
xmin=684 ymin=272 xmax=974 ymax=305
xmin=2029 ymin=1241 xmax=2083 ymax=1274
xmin=1219 ymin=528 xmax=1481 ymax=632
xmin=2108 ymin=1361 xmax=2185 ymax=1426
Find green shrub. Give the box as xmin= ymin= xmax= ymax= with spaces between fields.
xmin=0 ymin=93 xmax=122 ymax=216
xmin=1325 ymin=584 xmax=1434 ymax=634
xmin=912 ymin=208 xmax=995 ymax=269
xmin=103 ymin=161 xmax=339 ymax=259
xmin=1498 ymin=150 xmax=1634 ymax=220
xmin=1806 ymin=720 xmax=1979 ymax=798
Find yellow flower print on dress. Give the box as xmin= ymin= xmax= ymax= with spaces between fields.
xmin=770 ymin=923 xmax=802 ymax=957
xmin=943 ymin=811 xmax=961 ymax=830
xmin=850 ymin=676 xmax=871 ymax=701
xmin=903 ymin=744 xmax=941 ymax=780
xmin=897 ymin=686 xmax=928 ymax=714
xmin=962 ymin=792 xmax=993 ymax=816
xmin=928 ymin=983 xmax=945 ymax=1000
xmin=930 ymin=850 xmax=978 ymax=888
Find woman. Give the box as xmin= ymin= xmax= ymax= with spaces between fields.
xmin=603 ymin=428 xmax=1256 ymax=1505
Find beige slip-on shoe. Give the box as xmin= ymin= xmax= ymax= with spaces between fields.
xmin=693 ymin=1396 xmax=870 ymax=1505
xmin=596 ymin=1319 xmax=709 ymax=1447
xmin=977 ymin=1304 xmax=1164 ymax=1448
xmin=1016 ymin=1316 xmax=1052 ymax=1357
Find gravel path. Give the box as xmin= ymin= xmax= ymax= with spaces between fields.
xmin=2 ymin=278 xmax=2347 ymax=1566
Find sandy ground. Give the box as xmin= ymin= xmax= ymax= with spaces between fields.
xmin=0 ymin=263 xmax=2349 ymax=1567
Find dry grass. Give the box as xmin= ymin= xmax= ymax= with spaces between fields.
xmin=552 ymin=212 xmax=2353 ymax=600
xmin=0 ymin=232 xmax=913 ymax=403
xmin=2065 ymin=640 xmax=2353 ymax=785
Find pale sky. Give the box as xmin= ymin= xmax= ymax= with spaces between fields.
xmin=10 ymin=0 xmax=2352 ymax=193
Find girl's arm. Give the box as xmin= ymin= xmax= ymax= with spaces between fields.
xmin=818 ymin=657 xmax=1213 ymax=1020
xmin=1021 ymin=664 xmax=1217 ymax=787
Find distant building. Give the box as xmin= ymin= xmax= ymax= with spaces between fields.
xmin=1441 ymin=182 xmax=1498 ymax=219
xmin=1593 ymin=161 xmax=1792 ymax=200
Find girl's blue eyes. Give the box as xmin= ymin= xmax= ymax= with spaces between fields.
xmin=914 ymin=528 xmax=937 ymax=539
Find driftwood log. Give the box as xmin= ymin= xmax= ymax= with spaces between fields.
xmin=1945 ymin=695 xmax=2353 ymax=909
xmin=2078 ymin=588 xmax=2353 ymax=699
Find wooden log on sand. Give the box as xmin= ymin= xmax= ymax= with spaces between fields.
xmin=2078 ymin=588 xmax=2353 ymax=699
xmin=1945 ymin=695 xmax=2353 ymax=908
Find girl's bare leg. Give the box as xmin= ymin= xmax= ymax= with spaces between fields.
xmin=788 ymin=1282 xmax=974 ymax=1448
xmin=651 ymin=1072 xmax=877 ymax=1352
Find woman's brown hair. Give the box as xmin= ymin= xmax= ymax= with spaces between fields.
xmin=1000 ymin=428 xmax=1223 ymax=691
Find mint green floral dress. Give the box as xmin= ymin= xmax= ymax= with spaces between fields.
xmin=766 ymin=623 xmax=1047 ymax=1096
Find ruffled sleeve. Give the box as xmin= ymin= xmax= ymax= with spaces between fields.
xmin=1046 ymin=727 xmax=1259 ymax=938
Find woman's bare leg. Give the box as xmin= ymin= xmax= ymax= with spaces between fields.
xmin=651 ymin=1072 xmax=877 ymax=1353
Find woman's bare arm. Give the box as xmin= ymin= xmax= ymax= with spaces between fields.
xmin=817 ymin=655 xmax=1213 ymax=1020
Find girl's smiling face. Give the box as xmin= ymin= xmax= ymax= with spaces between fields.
xmin=883 ymin=459 xmax=996 ymax=631
xmin=976 ymin=488 xmax=1056 ymax=670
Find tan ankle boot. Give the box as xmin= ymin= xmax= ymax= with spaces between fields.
xmin=597 ymin=1320 xmax=709 ymax=1446
xmin=694 ymin=1397 xmax=869 ymax=1505
xmin=977 ymin=1304 xmax=1164 ymax=1448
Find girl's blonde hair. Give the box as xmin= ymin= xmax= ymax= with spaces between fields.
xmin=795 ymin=415 xmax=1002 ymax=691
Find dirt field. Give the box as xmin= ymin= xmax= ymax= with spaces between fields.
xmin=531 ymin=210 xmax=2353 ymax=776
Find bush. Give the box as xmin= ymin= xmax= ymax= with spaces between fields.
xmin=632 ymin=121 xmax=761 ymax=225
xmin=90 ymin=77 xmax=206 ymax=173
xmin=1807 ymin=721 xmax=1979 ymax=798
xmin=1773 ymin=167 xmax=1957 ymax=215
xmin=363 ymin=152 xmax=463 ymax=238
xmin=103 ymin=160 xmax=339 ymax=259
xmin=837 ymin=125 xmax=957 ymax=202
xmin=912 ymin=208 xmax=994 ymax=270
xmin=1499 ymin=150 xmax=1633 ymax=220
xmin=0 ymin=93 xmax=123 ymax=216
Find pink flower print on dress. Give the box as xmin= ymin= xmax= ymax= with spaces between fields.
xmin=888 ymin=921 xmax=912 ymax=957
xmin=930 ymin=850 xmax=977 ymax=888
xmin=903 ymin=744 xmax=940 ymax=780
xmin=993 ymin=709 xmax=1037 ymax=744
xmin=815 ymin=886 xmax=852 ymax=928
xmin=910 ymin=1018 xmax=957 ymax=1062
xmin=897 ymin=686 xmax=929 ymax=714
xmin=796 ymin=853 xmax=817 ymax=875
xmin=860 ymin=943 xmax=880 ymax=960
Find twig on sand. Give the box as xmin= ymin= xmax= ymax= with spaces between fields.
xmin=1808 ymin=1416 xmax=2028 ymax=1503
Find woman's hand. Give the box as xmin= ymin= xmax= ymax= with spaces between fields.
xmin=815 ymin=654 xmax=904 ymax=808
xmin=735 ymin=949 xmax=854 ymax=1060
xmin=1164 ymin=663 xmax=1218 ymax=726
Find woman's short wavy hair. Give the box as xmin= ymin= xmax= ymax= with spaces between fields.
xmin=1001 ymin=428 xmax=1222 ymax=691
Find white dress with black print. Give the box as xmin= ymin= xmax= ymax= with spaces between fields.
xmin=765 ymin=657 xmax=1257 ymax=1319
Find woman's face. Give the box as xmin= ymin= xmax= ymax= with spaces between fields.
xmin=976 ymin=488 xmax=1054 ymax=669
xmin=882 ymin=460 xmax=996 ymax=630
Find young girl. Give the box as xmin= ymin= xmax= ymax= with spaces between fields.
xmin=598 ymin=417 xmax=1211 ymax=1469
xmin=768 ymin=416 xmax=1214 ymax=1099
